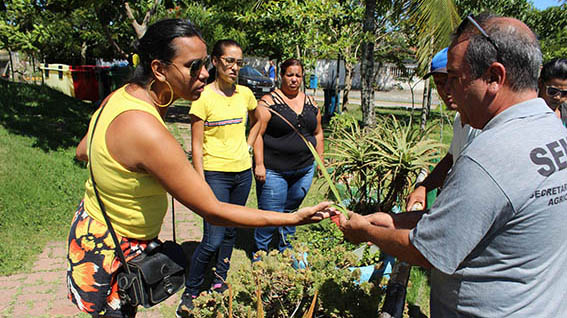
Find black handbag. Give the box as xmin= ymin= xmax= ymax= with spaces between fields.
xmin=87 ymin=94 xmax=186 ymax=308
xmin=115 ymin=239 xmax=186 ymax=307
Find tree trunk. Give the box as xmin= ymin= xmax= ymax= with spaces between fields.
xmin=361 ymin=0 xmax=376 ymax=127
xmin=420 ymin=79 xmax=431 ymax=130
xmin=80 ymin=41 xmax=88 ymax=65
xmin=31 ymin=54 xmax=36 ymax=83
xmin=125 ymin=0 xmax=161 ymax=39
xmin=8 ymin=49 xmax=14 ymax=81
xmin=334 ymin=55 xmax=341 ymax=113
xmin=342 ymin=62 xmax=353 ymax=111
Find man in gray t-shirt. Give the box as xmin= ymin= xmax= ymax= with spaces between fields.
xmin=339 ymin=14 xmax=567 ymax=317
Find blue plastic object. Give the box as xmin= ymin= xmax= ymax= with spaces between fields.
xmin=348 ymin=255 xmax=394 ymax=285
xmin=309 ymin=74 xmax=318 ymax=89
xmin=292 ymin=251 xmax=309 ymax=269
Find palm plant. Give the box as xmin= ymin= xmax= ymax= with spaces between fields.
xmin=326 ymin=114 xmax=444 ymax=214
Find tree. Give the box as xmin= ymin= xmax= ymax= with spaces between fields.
xmin=360 ymin=0 xmax=376 ymax=127
xmin=530 ymin=4 xmax=567 ymax=60
xmin=238 ymin=0 xmax=317 ymax=64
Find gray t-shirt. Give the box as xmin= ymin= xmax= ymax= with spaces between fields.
xmin=409 ymin=98 xmax=567 ymax=317
xmin=448 ymin=113 xmax=481 ymax=164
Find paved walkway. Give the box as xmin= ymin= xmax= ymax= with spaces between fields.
xmin=1 ymin=122 xmax=202 ymax=317
xmin=0 ymin=199 xmax=202 ymax=317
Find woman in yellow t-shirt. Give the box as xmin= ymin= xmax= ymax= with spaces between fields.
xmin=67 ymin=20 xmax=334 ymax=318
xmin=182 ymin=39 xmax=261 ymax=308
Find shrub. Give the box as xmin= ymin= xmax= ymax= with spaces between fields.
xmin=190 ymin=244 xmax=384 ymax=318
xmin=326 ymin=114 xmax=445 ymax=214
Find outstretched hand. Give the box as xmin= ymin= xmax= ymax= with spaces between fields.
xmin=294 ymin=201 xmax=337 ymax=225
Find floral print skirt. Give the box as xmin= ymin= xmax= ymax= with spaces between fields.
xmin=66 ymin=200 xmax=150 ymax=317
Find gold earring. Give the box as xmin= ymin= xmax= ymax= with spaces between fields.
xmin=147 ymin=79 xmax=174 ymax=107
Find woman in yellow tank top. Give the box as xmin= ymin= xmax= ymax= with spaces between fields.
xmin=66 ymin=19 xmax=334 ymax=318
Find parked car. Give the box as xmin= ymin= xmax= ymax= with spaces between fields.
xmin=238 ymin=65 xmax=275 ymax=99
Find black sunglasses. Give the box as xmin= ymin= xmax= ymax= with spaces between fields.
xmin=546 ymin=86 xmax=567 ymax=98
xmin=458 ymin=15 xmax=500 ymax=62
xmin=188 ymin=56 xmax=210 ymax=78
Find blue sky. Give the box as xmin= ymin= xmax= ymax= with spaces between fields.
xmin=531 ymin=0 xmax=563 ymax=10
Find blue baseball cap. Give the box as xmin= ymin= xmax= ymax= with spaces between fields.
xmin=424 ymin=47 xmax=448 ymax=79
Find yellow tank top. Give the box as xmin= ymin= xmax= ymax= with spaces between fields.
xmin=83 ymin=86 xmax=168 ymax=240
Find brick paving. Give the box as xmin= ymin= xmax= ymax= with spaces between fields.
xmin=0 ymin=197 xmax=203 ymax=318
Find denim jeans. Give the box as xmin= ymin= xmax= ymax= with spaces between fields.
xmin=186 ymin=169 xmax=252 ymax=295
xmin=254 ymin=164 xmax=315 ymax=253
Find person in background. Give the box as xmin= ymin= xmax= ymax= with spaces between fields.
xmin=406 ymin=47 xmax=481 ymax=211
xmin=267 ymin=59 xmax=276 ymax=83
xmin=538 ymin=58 xmax=567 ymax=127
xmin=339 ymin=13 xmax=567 ymax=317
xmin=252 ymin=58 xmax=324 ymax=255
xmin=179 ymin=39 xmax=262 ymax=314
xmin=68 ymin=19 xmax=334 ymax=318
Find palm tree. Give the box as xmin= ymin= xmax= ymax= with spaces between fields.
xmin=360 ymin=0 xmax=460 ymax=128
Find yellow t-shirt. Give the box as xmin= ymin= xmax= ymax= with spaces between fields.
xmin=189 ymin=84 xmax=257 ymax=172
xmin=83 ymin=86 xmax=168 ymax=240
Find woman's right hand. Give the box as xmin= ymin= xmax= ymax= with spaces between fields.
xmin=293 ymin=201 xmax=336 ymax=225
xmin=254 ymin=163 xmax=266 ymax=183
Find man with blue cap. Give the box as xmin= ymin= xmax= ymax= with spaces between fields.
xmin=339 ymin=14 xmax=567 ymax=316
xmin=406 ymin=47 xmax=480 ymax=210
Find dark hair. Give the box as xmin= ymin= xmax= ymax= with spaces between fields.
xmin=280 ymin=58 xmax=303 ymax=76
xmin=130 ymin=19 xmax=204 ymax=86
xmin=211 ymin=39 xmax=241 ymax=59
xmin=540 ymin=58 xmax=567 ymax=83
xmin=452 ymin=13 xmax=542 ymax=92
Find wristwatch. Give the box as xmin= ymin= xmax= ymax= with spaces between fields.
xmin=248 ymin=144 xmax=253 ymax=155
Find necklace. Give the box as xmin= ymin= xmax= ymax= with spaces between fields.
xmin=214 ymin=81 xmax=236 ymax=98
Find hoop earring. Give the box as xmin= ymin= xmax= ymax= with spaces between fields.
xmin=147 ymin=79 xmax=174 ymax=108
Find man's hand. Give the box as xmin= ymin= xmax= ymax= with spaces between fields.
xmin=406 ymin=185 xmax=427 ymax=211
xmin=338 ymin=211 xmax=372 ymax=244
xmin=365 ymin=212 xmax=395 ymax=229
xmin=254 ymin=163 xmax=266 ymax=183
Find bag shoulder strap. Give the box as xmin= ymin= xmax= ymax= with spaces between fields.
xmin=87 ymin=92 xmax=178 ymax=272
xmin=87 ymin=93 xmax=131 ymax=273
xmin=271 ymin=91 xmax=287 ymax=106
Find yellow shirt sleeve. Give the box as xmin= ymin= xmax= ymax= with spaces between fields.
xmin=243 ymin=86 xmax=257 ymax=111
xmin=189 ymin=90 xmax=209 ymax=120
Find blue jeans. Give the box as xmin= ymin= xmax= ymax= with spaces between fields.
xmin=186 ymin=169 xmax=252 ymax=295
xmin=254 ymin=164 xmax=315 ymax=253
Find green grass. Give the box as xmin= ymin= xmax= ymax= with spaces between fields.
xmin=0 ymin=80 xmax=92 ymax=275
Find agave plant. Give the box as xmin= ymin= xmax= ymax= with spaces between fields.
xmin=326 ymin=114 xmax=444 ymax=214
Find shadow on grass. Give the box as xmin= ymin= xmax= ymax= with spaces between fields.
xmin=0 ymin=80 xmax=94 ymax=151
xmin=165 ymin=105 xmax=191 ymax=124
xmin=0 ymin=81 xmax=195 ymax=153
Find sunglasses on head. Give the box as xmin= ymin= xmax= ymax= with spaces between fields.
xmin=457 ymin=15 xmax=500 ymax=61
xmin=188 ymin=56 xmax=210 ymax=78
xmin=220 ymin=56 xmax=244 ymax=67
xmin=546 ymin=86 xmax=567 ymax=98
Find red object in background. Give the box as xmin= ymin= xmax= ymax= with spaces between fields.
xmin=71 ymin=65 xmax=109 ymax=101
